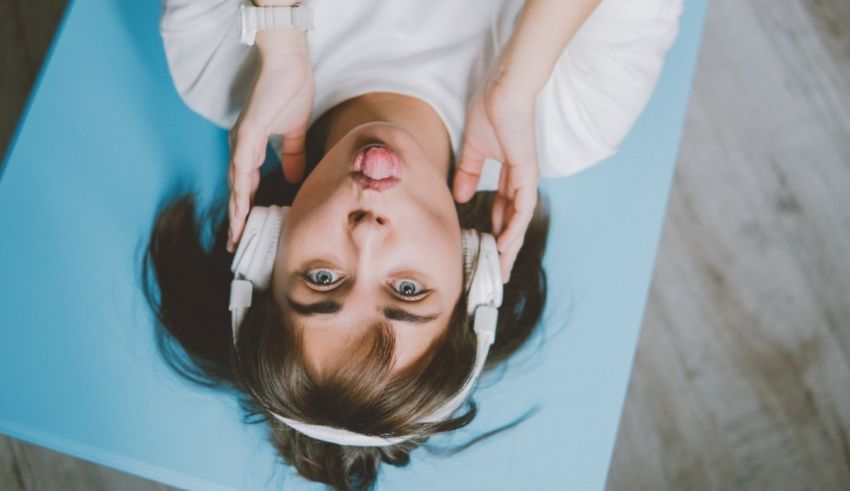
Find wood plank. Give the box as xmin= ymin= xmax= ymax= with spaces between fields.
xmin=0 ymin=436 xmax=175 ymax=491
xmin=0 ymin=436 xmax=26 ymax=491
xmin=607 ymin=0 xmax=850 ymax=489
xmin=0 ymin=0 xmax=66 ymax=162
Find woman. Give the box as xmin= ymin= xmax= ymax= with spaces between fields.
xmin=148 ymin=0 xmax=682 ymax=488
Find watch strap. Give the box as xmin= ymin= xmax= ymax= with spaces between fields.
xmin=240 ymin=3 xmax=314 ymax=46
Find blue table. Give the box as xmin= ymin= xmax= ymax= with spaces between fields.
xmin=0 ymin=1 xmax=707 ymax=489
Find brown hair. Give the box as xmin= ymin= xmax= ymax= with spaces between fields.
xmin=142 ymin=167 xmax=549 ymax=490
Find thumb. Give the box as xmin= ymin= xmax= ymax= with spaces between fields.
xmin=453 ymin=141 xmax=486 ymax=203
xmin=281 ymin=129 xmax=307 ymax=184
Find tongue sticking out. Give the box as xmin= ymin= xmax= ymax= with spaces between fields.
xmin=358 ymin=146 xmax=401 ymax=180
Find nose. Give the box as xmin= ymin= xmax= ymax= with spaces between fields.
xmin=348 ymin=209 xmax=389 ymax=227
xmin=348 ymin=209 xmax=389 ymax=248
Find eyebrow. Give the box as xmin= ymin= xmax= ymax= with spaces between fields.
xmin=287 ymin=298 xmax=341 ymax=315
xmin=286 ymin=297 xmax=438 ymax=324
xmin=383 ymin=308 xmax=439 ymax=324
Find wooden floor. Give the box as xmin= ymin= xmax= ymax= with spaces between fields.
xmin=2 ymin=0 xmax=849 ymax=489
xmin=606 ymin=0 xmax=850 ymax=489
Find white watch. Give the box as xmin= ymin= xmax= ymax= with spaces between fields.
xmin=240 ymin=2 xmax=314 ymax=46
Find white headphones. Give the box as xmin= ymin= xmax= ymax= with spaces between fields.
xmin=228 ymin=205 xmax=503 ymax=447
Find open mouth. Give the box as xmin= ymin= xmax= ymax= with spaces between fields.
xmin=351 ymin=144 xmax=402 ymax=191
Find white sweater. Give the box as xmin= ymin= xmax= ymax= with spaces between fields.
xmin=159 ymin=0 xmax=682 ymax=186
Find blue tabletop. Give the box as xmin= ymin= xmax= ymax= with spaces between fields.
xmin=0 ymin=1 xmax=707 ymax=489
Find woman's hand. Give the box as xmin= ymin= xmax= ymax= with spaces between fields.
xmin=453 ymin=75 xmax=540 ymax=283
xmin=227 ymin=29 xmax=314 ymax=253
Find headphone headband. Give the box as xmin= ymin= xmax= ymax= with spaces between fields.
xmin=228 ymin=206 xmax=503 ymax=446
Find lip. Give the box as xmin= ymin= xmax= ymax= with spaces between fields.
xmin=351 ymin=173 xmax=401 ymax=191
xmin=351 ymin=144 xmax=402 ymax=192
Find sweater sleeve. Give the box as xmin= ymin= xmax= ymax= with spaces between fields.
xmin=533 ymin=0 xmax=684 ymax=178
xmin=159 ymin=0 xmax=255 ymax=129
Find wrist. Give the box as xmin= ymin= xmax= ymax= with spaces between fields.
xmin=255 ymin=28 xmax=309 ymax=66
xmin=488 ymin=48 xmax=545 ymax=100
xmin=255 ymin=27 xmax=308 ymax=49
xmin=495 ymin=0 xmax=601 ymax=96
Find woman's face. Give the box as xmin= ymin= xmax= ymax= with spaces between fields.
xmin=271 ymin=122 xmax=463 ymax=376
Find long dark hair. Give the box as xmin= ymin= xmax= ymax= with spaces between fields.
xmin=142 ymin=163 xmax=549 ymax=490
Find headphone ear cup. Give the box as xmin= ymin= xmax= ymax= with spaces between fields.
xmin=465 ymin=231 xmax=503 ymax=314
xmin=461 ymin=229 xmax=480 ymax=291
xmin=230 ymin=205 xmax=289 ymax=290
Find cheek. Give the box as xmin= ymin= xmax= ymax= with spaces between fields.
xmin=284 ymin=212 xmax=339 ymax=257
xmin=289 ymin=179 xmax=341 ymax=222
xmin=411 ymin=182 xmax=460 ymax=232
xmin=280 ymin=203 xmax=347 ymax=275
xmin=400 ymin=219 xmax=463 ymax=283
xmin=288 ymin=143 xmax=352 ymax=218
xmin=286 ymin=176 xmax=351 ymax=241
xmin=407 ymin=200 xmax=461 ymax=248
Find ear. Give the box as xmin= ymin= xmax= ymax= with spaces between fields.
xmin=231 ymin=205 xmax=290 ymax=291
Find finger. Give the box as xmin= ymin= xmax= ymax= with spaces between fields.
xmin=493 ymin=163 xmax=536 ymax=247
xmin=227 ymin=166 xmax=258 ymax=252
xmin=499 ymin=240 xmax=522 ymax=283
xmin=491 ymin=191 xmax=508 ymax=236
xmin=490 ymin=164 xmax=511 ymax=235
xmin=227 ymin=196 xmax=242 ymax=254
xmin=453 ymin=139 xmax=486 ymax=203
xmin=497 ymin=207 xmax=530 ymax=253
xmin=228 ymin=197 xmax=244 ymax=253
xmin=227 ymin=132 xmax=264 ymax=252
xmin=281 ymin=129 xmax=307 ymax=183
xmin=496 ymin=184 xmax=536 ymax=252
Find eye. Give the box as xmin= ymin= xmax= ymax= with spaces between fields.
xmin=303 ymin=268 xmax=344 ymax=290
xmin=389 ymin=278 xmax=428 ymax=300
